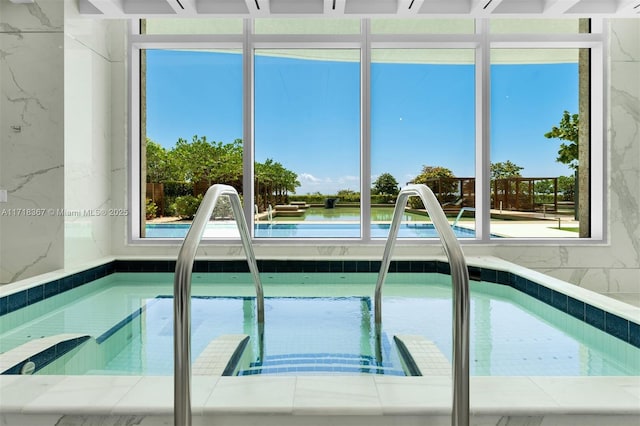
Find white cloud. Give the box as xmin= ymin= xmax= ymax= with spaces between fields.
xmin=295 ymin=173 xmax=360 ymax=195
xmin=298 ymin=173 xmax=322 ymax=183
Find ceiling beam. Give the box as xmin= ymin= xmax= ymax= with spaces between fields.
xmin=166 ymin=0 xmax=199 ymax=14
xmin=616 ymin=0 xmax=640 ymax=14
xmin=397 ymin=0 xmax=424 ymax=15
xmin=81 ymin=0 xmax=125 ymax=15
xmin=324 ymin=0 xmax=346 ymax=15
xmin=543 ymin=0 xmax=581 ymax=14
xmin=470 ymin=0 xmax=504 ymax=15
xmin=245 ymin=0 xmax=270 ymax=16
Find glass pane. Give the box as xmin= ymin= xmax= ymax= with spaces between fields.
xmin=254 ymin=49 xmax=361 ymax=238
xmin=490 ymin=48 xmax=585 ymax=239
xmin=142 ymin=19 xmax=243 ymax=34
xmin=371 ymin=49 xmax=476 ymax=239
xmin=371 ymin=19 xmax=474 ymax=34
xmin=141 ymin=49 xmax=243 ymax=239
xmin=489 ymin=19 xmax=581 ymax=34
xmin=254 ymin=18 xmax=361 ymax=34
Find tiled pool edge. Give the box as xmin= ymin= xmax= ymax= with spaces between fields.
xmin=1 ymin=258 xmax=639 ymax=349
xmin=0 ymin=375 xmax=638 ymax=426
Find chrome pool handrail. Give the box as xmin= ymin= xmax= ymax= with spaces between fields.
xmin=452 ymin=206 xmax=476 ymax=228
xmin=174 ymin=184 xmax=264 ymax=426
xmin=374 ymin=184 xmax=470 ymax=426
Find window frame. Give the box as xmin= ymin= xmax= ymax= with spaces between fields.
xmin=128 ymin=18 xmax=606 ymax=245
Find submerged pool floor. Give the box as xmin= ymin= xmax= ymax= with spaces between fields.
xmin=1 ymin=272 xmax=638 ymax=376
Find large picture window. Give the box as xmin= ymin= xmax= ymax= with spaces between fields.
xmin=371 ymin=49 xmax=475 ymax=239
xmin=254 ymin=49 xmax=361 ymax=238
xmin=141 ymin=48 xmax=243 ymax=239
xmin=490 ymin=48 xmax=586 ymax=239
xmin=132 ymin=18 xmax=601 ymax=243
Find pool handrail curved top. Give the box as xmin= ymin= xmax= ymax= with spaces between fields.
xmin=374 ymin=184 xmax=470 ymax=426
xmin=173 ymin=184 xmax=264 ymax=426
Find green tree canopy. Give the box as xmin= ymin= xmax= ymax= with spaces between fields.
xmin=146 ymin=136 xmax=300 ymax=212
xmin=372 ymin=172 xmax=399 ymax=195
xmin=544 ymin=110 xmax=579 ymax=170
xmin=171 ymin=135 xmax=222 ymax=185
xmin=490 ymin=161 xmax=524 ymax=180
xmin=411 ymin=165 xmax=455 ymax=184
xmin=145 ymin=139 xmax=179 ymax=183
xmin=409 ymin=165 xmax=457 ymax=208
xmin=558 ymin=175 xmax=576 ymax=201
xmin=255 ymin=158 xmax=300 ymax=209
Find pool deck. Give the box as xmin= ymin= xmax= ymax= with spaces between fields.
xmin=0 ymin=374 xmax=638 ymax=425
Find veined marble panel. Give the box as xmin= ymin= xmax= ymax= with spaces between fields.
xmin=64 ymin=0 xmax=114 ymax=62
xmin=0 ymin=0 xmax=63 ymax=33
xmin=610 ymin=19 xmax=640 ymax=62
xmin=0 ymin=32 xmax=64 ymax=284
xmin=63 ymin=33 xmax=112 ymax=267
xmin=609 ymin=42 xmax=640 ymax=268
xmin=108 ymin=23 xmax=128 ymax=250
xmin=536 ymin=267 xmax=640 ymax=294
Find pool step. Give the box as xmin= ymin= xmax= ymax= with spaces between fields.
xmin=0 ymin=334 xmax=90 ymax=375
xmin=394 ymin=335 xmax=451 ymax=376
xmin=193 ymin=334 xmax=249 ymax=376
xmin=237 ymin=352 xmax=405 ymax=376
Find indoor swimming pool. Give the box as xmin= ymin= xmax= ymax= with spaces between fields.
xmin=1 ymin=267 xmax=638 ymax=377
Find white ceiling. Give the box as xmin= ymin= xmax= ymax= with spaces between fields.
xmin=77 ymin=0 xmax=640 ymax=18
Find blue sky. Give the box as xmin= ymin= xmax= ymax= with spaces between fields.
xmin=146 ymin=50 xmax=577 ymax=195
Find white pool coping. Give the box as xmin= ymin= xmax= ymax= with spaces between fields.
xmin=0 ymin=375 xmax=638 ymax=418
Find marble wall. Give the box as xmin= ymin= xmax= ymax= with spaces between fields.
xmin=0 ymin=0 xmax=65 ymax=284
xmin=0 ymin=0 xmax=120 ymax=283
xmin=63 ymin=0 xmax=119 ymax=266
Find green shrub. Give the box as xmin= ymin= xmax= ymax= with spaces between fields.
xmin=145 ymin=198 xmax=158 ymax=220
xmin=371 ymin=194 xmax=396 ymax=204
xmin=212 ymin=196 xmax=233 ymax=219
xmin=175 ymin=194 xmax=202 ymax=219
xmin=164 ymin=181 xmax=193 ymax=198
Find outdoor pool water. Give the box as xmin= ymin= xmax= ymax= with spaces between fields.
xmin=272 ymin=207 xmax=425 ymax=222
xmin=1 ymin=272 xmax=638 ymax=376
xmin=145 ymin=206 xmax=478 ymax=238
xmin=145 ymin=222 xmax=476 ymax=238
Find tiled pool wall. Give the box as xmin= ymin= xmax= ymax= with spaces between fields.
xmin=1 ymin=259 xmax=638 ymax=349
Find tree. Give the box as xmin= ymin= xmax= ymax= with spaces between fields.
xmin=410 ymin=165 xmax=457 ymax=208
xmin=372 ymin=173 xmax=399 ymax=196
xmin=168 ymin=135 xmax=244 ymax=189
xmin=545 ymin=110 xmax=579 ymax=170
xmin=490 ymin=161 xmax=523 ymax=180
xmin=255 ymin=158 xmax=300 ymax=209
xmin=171 ymin=135 xmax=220 ymax=184
xmin=146 ymin=139 xmax=179 ymax=183
xmin=558 ymin=175 xmax=576 ymax=201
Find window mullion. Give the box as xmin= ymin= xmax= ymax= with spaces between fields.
xmin=477 ymin=18 xmax=491 ymax=242
xmin=243 ymin=18 xmax=255 ymax=236
xmin=361 ymin=19 xmax=372 ymax=242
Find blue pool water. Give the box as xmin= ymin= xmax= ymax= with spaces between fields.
xmin=1 ymin=272 xmax=638 ymax=376
xmin=145 ymin=223 xmax=477 ymax=238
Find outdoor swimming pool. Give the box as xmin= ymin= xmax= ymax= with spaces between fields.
xmin=145 ymin=223 xmax=477 ymax=239
xmin=1 ymin=269 xmax=638 ymax=377
xmin=144 ymin=206 xmax=479 ymax=238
